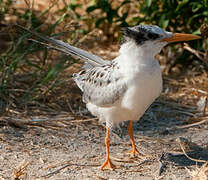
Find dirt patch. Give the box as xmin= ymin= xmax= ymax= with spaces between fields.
xmin=0 ymin=72 xmax=208 ymax=179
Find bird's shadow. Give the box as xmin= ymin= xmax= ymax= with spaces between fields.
xmin=163 ymin=149 xmax=208 ymax=167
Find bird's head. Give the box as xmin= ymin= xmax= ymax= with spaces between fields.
xmin=121 ymin=24 xmax=200 ymax=56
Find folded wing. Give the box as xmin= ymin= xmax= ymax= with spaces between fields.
xmin=74 ymin=61 xmax=127 ymax=107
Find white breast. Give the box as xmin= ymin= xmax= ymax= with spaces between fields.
xmin=121 ymin=60 xmax=162 ymax=120
xmin=86 ymin=57 xmax=162 ymax=128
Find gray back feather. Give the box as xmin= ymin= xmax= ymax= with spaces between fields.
xmin=73 ymin=61 xmax=127 ymax=107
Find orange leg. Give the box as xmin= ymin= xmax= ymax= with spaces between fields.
xmin=127 ymin=120 xmax=142 ymax=157
xmin=100 ymin=128 xmax=116 ymax=170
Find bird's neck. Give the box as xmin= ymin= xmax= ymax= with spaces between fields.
xmin=119 ymin=41 xmax=158 ymax=64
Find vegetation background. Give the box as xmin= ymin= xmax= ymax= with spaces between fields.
xmin=0 ymin=0 xmax=208 ymax=179
xmin=0 ymin=0 xmax=207 ymax=114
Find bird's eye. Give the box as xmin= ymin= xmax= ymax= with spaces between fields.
xmin=147 ymin=32 xmax=159 ymax=40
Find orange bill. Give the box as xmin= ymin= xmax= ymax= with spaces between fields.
xmin=161 ymin=33 xmax=200 ymax=43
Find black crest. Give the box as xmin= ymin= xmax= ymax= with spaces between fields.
xmin=121 ymin=25 xmax=161 ymax=45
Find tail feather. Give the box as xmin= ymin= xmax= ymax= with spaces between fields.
xmin=15 ymin=24 xmax=107 ymax=67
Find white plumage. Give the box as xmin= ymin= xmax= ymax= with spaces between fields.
xmin=74 ymin=25 xmax=172 ymax=128
xmin=18 ymin=24 xmax=200 ymax=170
xmin=86 ymin=41 xmax=164 ymax=128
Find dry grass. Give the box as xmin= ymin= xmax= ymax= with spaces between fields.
xmin=13 ymin=159 xmax=31 ymax=180
xmin=188 ymin=163 xmax=208 ymax=180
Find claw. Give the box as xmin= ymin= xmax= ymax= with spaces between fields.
xmin=129 ymin=147 xmax=139 ymax=157
xmin=100 ymin=158 xmax=116 ymax=170
xmin=128 ymin=148 xmax=145 ymax=158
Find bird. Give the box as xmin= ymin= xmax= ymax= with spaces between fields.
xmin=16 ymin=24 xmax=200 ymax=170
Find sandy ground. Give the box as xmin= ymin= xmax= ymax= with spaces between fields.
xmin=0 ymin=92 xmax=208 ymax=180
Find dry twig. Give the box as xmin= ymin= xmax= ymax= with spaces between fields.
xmin=42 ymin=161 xmax=99 ymax=178
xmin=42 ymin=164 xmax=71 ymax=178
xmin=13 ymin=160 xmax=31 ymax=180
xmin=183 ymin=42 xmax=208 ymax=67
xmin=177 ymin=117 xmax=208 ymax=129
xmin=177 ymin=137 xmax=207 ymax=163
xmin=30 ymin=116 xmax=74 ymax=122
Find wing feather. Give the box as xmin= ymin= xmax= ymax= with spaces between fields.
xmin=16 ymin=24 xmax=126 ymax=106
xmin=15 ymin=24 xmax=107 ymax=67
xmin=73 ymin=61 xmax=127 ymax=107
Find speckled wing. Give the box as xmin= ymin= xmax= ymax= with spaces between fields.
xmin=73 ymin=61 xmax=127 ymax=107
